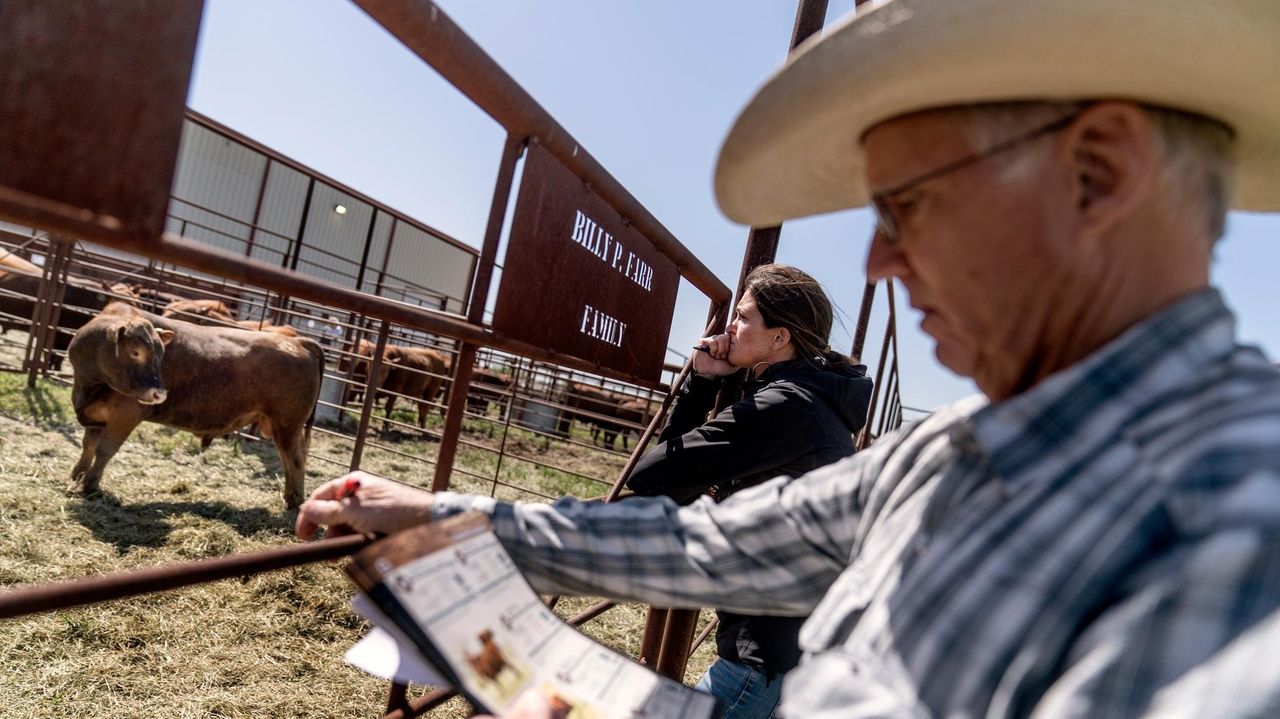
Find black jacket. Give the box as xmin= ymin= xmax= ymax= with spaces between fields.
xmin=626 ymin=358 xmax=873 ymax=674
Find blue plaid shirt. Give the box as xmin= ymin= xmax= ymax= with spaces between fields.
xmin=433 ymin=289 xmax=1280 ymax=717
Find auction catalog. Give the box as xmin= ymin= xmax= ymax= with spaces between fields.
xmin=344 ymin=512 xmax=720 ymax=719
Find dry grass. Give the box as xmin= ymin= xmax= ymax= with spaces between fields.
xmin=0 ymin=368 xmax=713 ymax=718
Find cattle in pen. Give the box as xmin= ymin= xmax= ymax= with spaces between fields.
xmin=342 ymin=339 xmax=448 ymax=428
xmin=67 ymin=302 xmax=325 ymax=508
xmin=0 ymin=252 xmax=134 ymax=371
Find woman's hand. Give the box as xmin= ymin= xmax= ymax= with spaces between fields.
xmin=294 ymin=471 xmax=434 ymax=540
xmin=692 ymin=333 xmax=736 ymax=377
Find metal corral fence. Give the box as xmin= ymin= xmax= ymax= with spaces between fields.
xmin=0 ymin=226 xmax=677 ymax=504
xmin=0 ymin=1 xmax=902 ymax=717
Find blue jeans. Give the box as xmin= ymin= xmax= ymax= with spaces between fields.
xmin=694 ymin=658 xmax=784 ymax=719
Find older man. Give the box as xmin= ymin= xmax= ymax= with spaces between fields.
xmin=299 ymin=1 xmax=1280 ymax=716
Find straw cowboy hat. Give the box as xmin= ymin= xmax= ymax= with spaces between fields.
xmin=714 ymin=0 xmax=1280 ymax=227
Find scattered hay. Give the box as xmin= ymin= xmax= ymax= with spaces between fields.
xmin=0 ymin=373 xmax=712 ymax=717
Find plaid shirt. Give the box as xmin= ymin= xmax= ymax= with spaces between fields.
xmin=433 ymin=289 xmax=1280 ymax=718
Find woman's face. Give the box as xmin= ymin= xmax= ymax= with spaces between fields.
xmin=727 ymin=291 xmax=780 ymax=368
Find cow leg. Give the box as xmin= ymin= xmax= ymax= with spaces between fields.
xmin=76 ymin=416 xmax=141 ymax=495
xmin=273 ymin=425 xmax=309 ymax=509
xmin=69 ymin=425 xmax=102 ymax=487
xmin=416 ymin=399 xmax=428 ymax=429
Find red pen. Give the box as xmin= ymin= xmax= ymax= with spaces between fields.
xmin=335 ymin=477 xmax=361 ymax=500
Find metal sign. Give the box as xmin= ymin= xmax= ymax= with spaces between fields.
xmin=494 ymin=144 xmax=678 ymax=383
xmin=0 ymin=1 xmax=203 ymax=246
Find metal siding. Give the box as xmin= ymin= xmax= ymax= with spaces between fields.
xmin=295 ymin=183 xmax=373 ymax=289
xmin=170 ymin=120 xmax=265 ymax=224
xmin=384 ymin=222 xmax=472 ymax=313
xmin=166 ymin=199 xmax=250 ymax=254
xmin=249 ymin=230 xmax=292 ymax=267
xmin=361 ymin=211 xmax=394 ymax=292
xmin=159 ymin=116 xmax=477 ymax=307
xmin=257 ymin=162 xmax=308 ymax=240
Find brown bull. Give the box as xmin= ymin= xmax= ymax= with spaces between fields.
xmin=558 ymin=383 xmax=646 ymax=449
xmin=160 ymin=298 xmax=235 ymax=323
xmin=343 ymin=339 xmax=447 ymax=428
xmin=233 ymin=319 xmax=299 ymax=337
xmin=161 ymin=299 xmax=296 ymax=336
xmin=465 ymin=367 xmax=514 ymax=417
xmin=111 ymin=283 xmax=187 ymax=313
xmin=379 ymin=345 xmax=448 ymax=428
xmin=68 ymin=303 xmax=324 ymax=507
xmin=0 ymin=253 xmax=124 ymax=371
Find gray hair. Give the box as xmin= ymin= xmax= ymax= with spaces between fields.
xmin=957 ymin=101 xmax=1236 ymax=242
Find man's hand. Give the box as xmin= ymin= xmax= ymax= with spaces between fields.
xmin=294 ymin=471 xmax=434 ymax=540
xmin=693 ymin=333 xmax=736 ymax=378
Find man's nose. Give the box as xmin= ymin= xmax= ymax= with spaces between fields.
xmin=865 ymin=228 xmax=909 ymax=283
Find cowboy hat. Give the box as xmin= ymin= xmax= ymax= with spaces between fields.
xmin=714 ymin=0 xmax=1280 ymax=226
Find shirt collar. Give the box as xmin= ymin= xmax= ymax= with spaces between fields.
xmin=968 ymin=288 xmax=1237 ymax=490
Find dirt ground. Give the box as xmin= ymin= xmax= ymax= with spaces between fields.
xmin=0 ymin=370 xmax=713 ymax=718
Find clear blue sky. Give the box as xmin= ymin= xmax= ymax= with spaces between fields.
xmin=188 ymin=0 xmax=1279 ymax=413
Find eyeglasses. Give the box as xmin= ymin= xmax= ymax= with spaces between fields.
xmin=869 ymin=111 xmax=1082 ymax=244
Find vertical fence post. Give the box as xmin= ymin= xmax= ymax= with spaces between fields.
xmin=22 ymin=237 xmax=55 ymax=380
xmin=349 ymin=320 xmax=391 ymax=470
xmin=850 ymin=280 xmax=876 ymax=361
xmin=489 ymin=356 xmax=527 ymax=496
xmin=431 ymin=133 xmax=525 ymax=493
xmin=858 ymin=279 xmax=897 ymax=450
xmin=25 ymin=237 xmax=73 ymax=386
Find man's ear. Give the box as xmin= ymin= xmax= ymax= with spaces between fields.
xmin=155 ymin=328 xmax=175 ymax=346
xmin=1064 ymin=102 xmax=1157 ymax=233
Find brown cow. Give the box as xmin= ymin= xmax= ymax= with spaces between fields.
xmin=112 ymin=283 xmax=187 ymax=313
xmin=613 ymin=397 xmax=656 ymax=449
xmin=67 ymin=303 xmax=325 ymax=507
xmin=161 ymin=299 xmax=296 ymax=336
xmin=233 ymin=319 xmax=299 ymax=337
xmin=379 ymin=346 xmax=448 ymax=428
xmin=464 ymin=630 xmax=510 ymax=682
xmin=560 ymin=381 xmax=645 ymax=447
xmin=0 ymin=252 xmax=122 ymax=371
xmin=342 ymin=339 xmax=447 ymax=428
xmin=465 ymin=367 xmax=514 ymax=417
xmin=161 ymin=298 xmax=235 ymax=323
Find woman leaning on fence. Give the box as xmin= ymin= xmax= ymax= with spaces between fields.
xmin=625 ymin=263 xmax=874 ymax=719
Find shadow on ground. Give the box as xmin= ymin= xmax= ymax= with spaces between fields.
xmin=69 ymin=495 xmax=296 ymax=553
